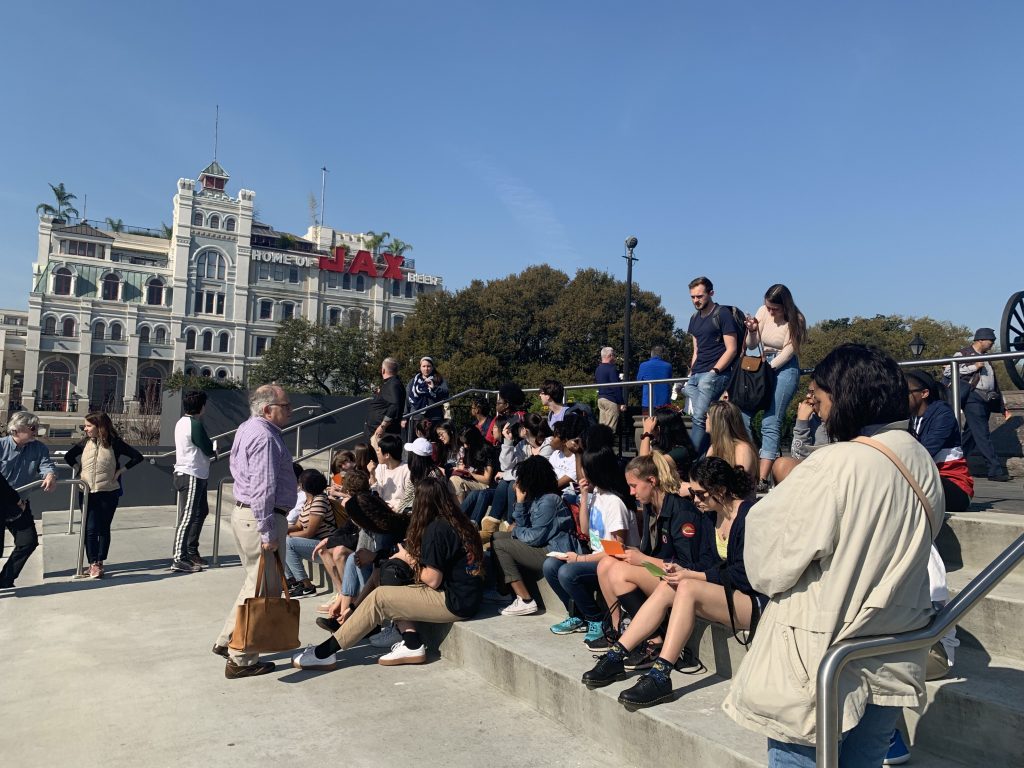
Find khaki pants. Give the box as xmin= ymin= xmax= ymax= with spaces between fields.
xmin=215 ymin=506 xmax=288 ymax=666
xmin=335 ymin=583 xmax=461 ymax=650
xmin=449 ymin=475 xmax=488 ymax=500
xmin=597 ymin=398 xmax=620 ymax=432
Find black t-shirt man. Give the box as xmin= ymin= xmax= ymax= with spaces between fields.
xmin=366 ymin=375 xmax=406 ymax=435
xmin=419 ymin=518 xmax=483 ymax=618
xmin=688 ymin=306 xmax=741 ymax=374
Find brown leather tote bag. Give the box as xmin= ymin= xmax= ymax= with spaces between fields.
xmin=229 ymin=550 xmax=301 ymax=653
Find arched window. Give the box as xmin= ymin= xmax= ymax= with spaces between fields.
xmin=209 ymin=215 xmax=220 ymax=229
xmin=328 ymin=307 xmax=341 ymax=326
xmin=218 ymin=332 xmax=229 ymax=353
xmin=216 ymin=369 xmax=228 ymax=379
xmin=343 ymin=273 xmax=351 ymax=290
xmin=101 ymin=273 xmax=121 ymax=301
xmin=392 ymin=314 xmax=405 ymax=330
xmin=392 ymin=279 xmax=400 ymax=297
xmin=155 ymin=327 xmax=167 ymax=344
xmin=201 ymin=368 xmax=212 ymax=378
xmin=139 ymin=326 xmax=151 ymax=344
xmin=54 ymin=267 xmax=73 ymax=296
xmin=405 ymin=281 xmax=413 ymax=299
xmin=225 ymin=218 xmax=236 ymax=232
xmin=94 ymin=321 xmax=106 ymax=340
xmin=355 ymin=275 xmax=365 ymax=292
xmin=197 ymin=251 xmax=226 ymax=280
xmin=62 ymin=317 xmax=76 ymax=337
xmin=109 ymin=323 xmax=123 ymax=341
xmin=41 ymin=360 xmax=72 ymax=412
xmin=202 ymin=331 xmax=213 ymax=351
xmin=89 ymin=363 xmax=120 ymax=412
xmin=138 ymin=365 xmax=162 ymax=410
xmin=146 ymin=278 xmax=164 ymax=306
xmin=185 ymin=329 xmax=196 ymax=350
xmin=43 ymin=316 xmax=57 ymax=335
xmin=192 ymin=211 xmax=204 ymax=227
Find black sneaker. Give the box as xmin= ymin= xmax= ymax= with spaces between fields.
xmin=225 ymin=660 xmax=275 ymax=679
xmin=674 ymin=646 xmax=705 ymax=674
xmin=581 ymin=654 xmax=627 ymax=689
xmin=755 ymin=478 xmax=771 ymax=494
xmin=289 ymin=582 xmax=316 ymax=598
xmin=190 ymin=554 xmax=209 ymax=567
xmin=988 ymin=472 xmax=1010 ymax=482
xmin=316 ymin=616 xmax=341 ymax=633
xmin=171 ymin=559 xmax=201 ymax=573
xmin=618 ymin=671 xmax=674 ymax=709
xmin=623 ymin=641 xmax=662 ymax=671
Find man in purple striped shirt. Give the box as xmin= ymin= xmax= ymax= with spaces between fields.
xmin=214 ymin=383 xmax=296 ymax=678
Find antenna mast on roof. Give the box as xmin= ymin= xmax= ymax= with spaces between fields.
xmin=214 ymin=105 xmax=219 ymax=161
xmin=320 ymin=166 xmax=329 ymax=230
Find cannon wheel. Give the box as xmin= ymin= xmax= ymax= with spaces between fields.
xmin=1001 ymin=290 xmax=1024 ymax=389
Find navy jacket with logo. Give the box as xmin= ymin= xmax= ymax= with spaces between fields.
xmin=640 ymin=491 xmax=716 ymax=572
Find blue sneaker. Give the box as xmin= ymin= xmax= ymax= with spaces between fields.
xmin=882 ymin=729 xmax=910 ymax=765
xmin=549 ymin=616 xmax=586 ymax=634
xmin=582 ymin=620 xmax=606 ymax=646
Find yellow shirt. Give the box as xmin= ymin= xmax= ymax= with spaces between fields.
xmin=715 ymin=532 xmax=728 ymax=561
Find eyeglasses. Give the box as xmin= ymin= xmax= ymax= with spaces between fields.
xmin=269 ymin=402 xmax=293 ymax=411
xmin=689 ymin=487 xmax=709 ymax=500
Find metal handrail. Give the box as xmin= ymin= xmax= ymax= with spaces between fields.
xmin=212 ymin=475 xmax=233 ymax=566
xmin=815 ymin=531 xmax=1024 ymax=767
xmin=15 ymin=477 xmax=92 ymax=579
xmin=295 ymin=431 xmax=365 ymax=464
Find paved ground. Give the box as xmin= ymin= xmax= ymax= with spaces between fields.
xmin=1 ymin=504 xmax=622 ymax=768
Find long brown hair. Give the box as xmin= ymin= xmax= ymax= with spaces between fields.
xmin=85 ymin=411 xmax=117 ymax=448
xmin=405 ymin=476 xmax=483 ymax=568
xmin=707 ymin=401 xmax=753 ymax=468
xmin=764 ymin=283 xmax=807 ymax=352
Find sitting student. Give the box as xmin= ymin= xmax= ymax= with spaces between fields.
xmin=330 ymin=450 xmax=356 ymax=486
xmin=294 ymin=476 xmax=484 ymax=669
xmin=434 ymin=420 xmax=458 ymax=475
xmin=706 ymin=401 xmax=758 ymax=484
xmin=595 ymin=452 xmax=716 ymax=669
xmin=638 ymin=406 xmax=698 ymax=473
xmin=317 ymin=469 xmax=410 ymax=630
xmin=485 ymin=413 xmax=554 ymax=524
xmin=470 ymin=398 xmax=500 ymax=446
xmin=581 ymin=457 xmax=765 ymax=708
xmin=770 ymin=390 xmax=827 ymax=485
xmin=544 ymin=446 xmax=639 ymax=645
xmin=539 ymin=379 xmax=567 ymax=427
xmin=372 ymin=434 xmax=411 ymax=512
xmin=395 ymin=437 xmax=447 ymax=514
xmin=548 ymin=419 xmax=582 ymax=504
xmin=906 ymin=369 xmax=974 ymax=512
xmin=285 ymin=469 xmax=338 ymax=598
xmin=448 ymin=426 xmax=497 ymax=503
xmin=491 ymin=456 xmax=582 ymax=616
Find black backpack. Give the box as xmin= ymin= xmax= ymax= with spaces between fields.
xmin=690 ymin=304 xmax=747 ymax=353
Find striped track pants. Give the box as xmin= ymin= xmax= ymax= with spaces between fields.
xmin=172 ymin=473 xmax=209 ymax=562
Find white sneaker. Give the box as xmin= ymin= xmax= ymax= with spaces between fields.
xmin=291 ymin=644 xmax=338 ymax=671
xmin=378 ymin=640 xmax=426 ymax=666
xmin=501 ymin=596 xmax=539 ymax=616
xmin=369 ymin=624 xmax=402 ymax=648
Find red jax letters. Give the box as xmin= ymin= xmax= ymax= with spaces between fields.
xmin=319 ymin=246 xmax=404 ymax=279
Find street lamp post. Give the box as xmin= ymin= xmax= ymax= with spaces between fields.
xmin=623 ymin=237 xmax=638 ymax=386
xmin=909 ymin=333 xmax=926 ymax=359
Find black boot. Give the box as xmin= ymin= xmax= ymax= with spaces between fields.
xmin=617 ymin=670 xmax=674 ymax=709
xmin=582 ymin=653 xmax=626 ymax=688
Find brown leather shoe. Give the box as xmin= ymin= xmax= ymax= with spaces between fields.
xmin=225 ymin=661 xmax=275 ymax=679
xmin=212 ymin=644 xmax=230 ymax=658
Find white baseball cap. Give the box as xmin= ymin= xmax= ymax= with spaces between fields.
xmin=404 ymin=437 xmax=434 ymax=457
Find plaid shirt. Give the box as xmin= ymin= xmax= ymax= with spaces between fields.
xmin=229 ymin=416 xmax=295 ymax=543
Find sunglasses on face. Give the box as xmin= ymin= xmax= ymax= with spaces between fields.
xmin=689 ymin=488 xmax=708 ymax=501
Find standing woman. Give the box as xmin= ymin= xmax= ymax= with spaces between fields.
xmin=65 ymin=412 xmax=144 ymax=578
xmin=742 ymin=283 xmax=807 ymax=493
xmin=402 ymin=356 xmax=449 ymax=438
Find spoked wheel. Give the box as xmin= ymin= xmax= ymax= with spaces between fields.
xmin=1000 ymin=290 xmax=1024 ymax=389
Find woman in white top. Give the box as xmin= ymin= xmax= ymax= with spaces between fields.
xmin=742 ymin=283 xmax=807 ymax=492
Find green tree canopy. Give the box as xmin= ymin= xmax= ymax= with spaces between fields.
xmin=379 ymin=265 xmax=685 ymax=392
xmin=247 ymin=318 xmax=379 ymax=395
xmin=36 ymin=182 xmax=79 ymax=220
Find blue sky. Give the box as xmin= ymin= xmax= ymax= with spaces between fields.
xmin=2 ymin=1 xmax=1021 ymax=336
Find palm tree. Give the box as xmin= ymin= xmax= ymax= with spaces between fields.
xmin=36 ymin=182 xmax=80 ymax=221
xmin=105 ymin=217 xmax=124 ymax=233
xmin=363 ymin=230 xmax=390 ymax=254
xmin=387 ymin=238 xmax=413 ymax=257
xmin=160 ymin=222 xmax=173 ymax=239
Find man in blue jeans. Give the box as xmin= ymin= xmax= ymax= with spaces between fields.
xmin=683 ymin=276 xmax=740 ymax=450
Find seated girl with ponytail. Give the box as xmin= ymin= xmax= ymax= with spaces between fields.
xmin=581 ymin=457 xmax=766 ymax=710
xmin=595 ymin=451 xmax=716 ymax=670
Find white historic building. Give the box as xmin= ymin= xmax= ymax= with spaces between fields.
xmin=21 ymin=161 xmax=442 ymax=414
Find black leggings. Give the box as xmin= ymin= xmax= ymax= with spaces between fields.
xmin=942 ymin=477 xmax=971 ymax=513
xmin=85 ymin=490 xmax=120 ymax=563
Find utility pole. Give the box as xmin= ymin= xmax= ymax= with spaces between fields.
xmin=623 ymin=236 xmax=639 ymax=385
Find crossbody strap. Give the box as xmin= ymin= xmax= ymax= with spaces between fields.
xmin=852 ymin=436 xmax=936 ymax=538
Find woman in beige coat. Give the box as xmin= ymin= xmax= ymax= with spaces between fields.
xmin=722 ymin=344 xmax=943 ymax=768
